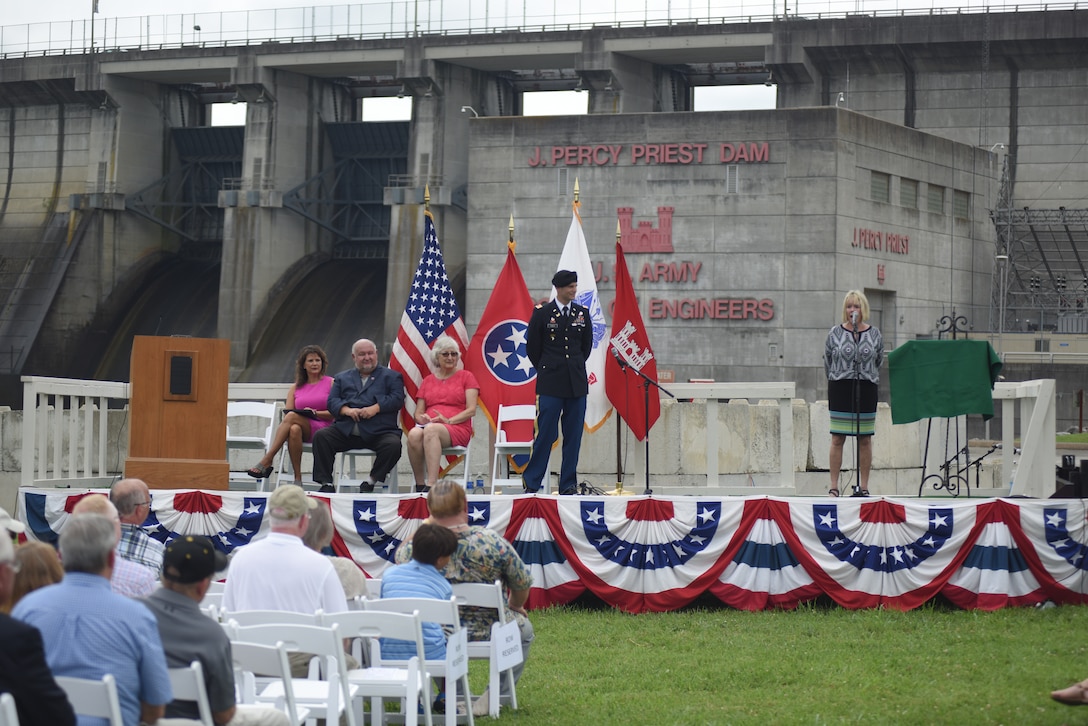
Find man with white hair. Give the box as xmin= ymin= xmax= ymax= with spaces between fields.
xmin=110 ymin=477 xmax=165 ymax=574
xmin=13 ymin=514 xmax=173 ymax=726
xmin=72 ymin=493 xmax=157 ymax=597
xmin=0 ymin=507 xmax=76 ymax=726
xmin=222 ymin=484 xmax=348 ymax=614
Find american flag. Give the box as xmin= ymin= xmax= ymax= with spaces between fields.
xmin=389 ymin=210 xmax=469 ymax=431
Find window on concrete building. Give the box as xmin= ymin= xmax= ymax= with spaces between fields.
xmin=725 ymin=165 xmax=738 ymax=194
xmin=900 ymin=178 xmax=918 ymax=209
xmin=558 ymin=168 xmax=569 ymax=196
xmin=953 ymin=189 xmax=970 ymax=219
xmin=361 ymin=96 xmax=412 ymax=122
xmin=927 ymin=184 xmax=945 ymax=214
xmin=694 ymin=86 xmax=776 ymax=111
xmin=870 ymin=171 xmax=890 ymax=203
xmin=209 ymin=102 xmax=246 ymax=126
xmin=524 ymin=90 xmax=588 ymax=116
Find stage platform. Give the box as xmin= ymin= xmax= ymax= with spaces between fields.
xmin=15 ymin=488 xmax=1088 ymax=613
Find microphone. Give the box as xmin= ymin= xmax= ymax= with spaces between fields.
xmin=611 ymin=347 xmax=627 ymax=368
xmin=850 ymin=311 xmax=858 ymax=325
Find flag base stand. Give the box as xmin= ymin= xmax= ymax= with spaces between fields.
xmin=606 ymin=481 xmax=635 ymax=496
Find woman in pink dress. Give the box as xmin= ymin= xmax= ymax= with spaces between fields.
xmin=407 ymin=334 xmax=480 ymax=492
xmin=247 ymin=344 xmax=334 ymax=483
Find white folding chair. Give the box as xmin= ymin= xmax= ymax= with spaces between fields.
xmin=490 ymin=404 xmax=540 ymax=493
xmin=338 ymin=448 xmax=400 ymax=493
xmin=227 ymin=401 xmax=279 ymax=491
xmin=55 ymin=674 xmax=124 ymax=726
xmin=231 ymin=641 xmax=311 ymax=726
xmin=200 ymin=591 xmax=223 ymax=611
xmin=362 ymin=597 xmax=474 ymax=726
xmin=228 ymin=621 xmax=358 ymax=726
xmin=450 ymin=580 xmax=523 ymax=717
xmin=168 ymin=661 xmax=215 ymax=726
xmin=222 ymin=610 xmax=322 ymax=628
xmin=207 ymin=580 xmax=226 ymax=595
xmin=0 ymin=693 xmax=19 ymax=726
xmin=323 ymin=609 xmax=433 ymax=726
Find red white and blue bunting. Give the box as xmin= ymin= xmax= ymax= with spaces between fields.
xmin=16 ymin=490 xmax=1088 ymax=613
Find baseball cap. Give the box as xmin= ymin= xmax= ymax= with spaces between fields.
xmin=162 ymin=535 xmax=228 ymax=584
xmin=268 ymin=484 xmax=318 ymax=520
xmin=0 ymin=506 xmax=26 ymax=535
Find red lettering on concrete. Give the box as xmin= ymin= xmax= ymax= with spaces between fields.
xmin=748 ymin=143 xmax=769 ymax=162
xmin=663 ymin=144 xmax=678 ymax=164
xmin=631 ymin=145 xmax=646 ymax=164
xmin=758 ymin=299 xmax=775 ymax=320
xmin=742 ymin=299 xmax=757 ymax=318
xmin=720 ymin=144 xmax=735 ymax=162
xmin=550 ymin=147 xmax=564 ymax=165
xmin=640 ymin=263 xmax=655 ymax=282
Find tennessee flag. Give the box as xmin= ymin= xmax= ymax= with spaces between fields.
xmin=464 ymin=242 xmax=537 ymax=452
xmin=605 ymin=242 xmax=660 ymax=441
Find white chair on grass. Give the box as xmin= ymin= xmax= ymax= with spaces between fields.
xmin=231 ymin=641 xmax=311 ymax=726
xmin=222 ymin=610 xmax=322 ymax=628
xmin=55 ymin=674 xmax=124 ymax=726
xmin=200 ymin=591 xmax=223 ymax=611
xmin=322 ymin=609 xmax=433 ymax=726
xmin=168 ymin=661 xmax=215 ymax=726
xmin=207 ymin=580 xmax=226 ymax=594
xmin=490 ymin=404 xmax=539 ymax=494
xmin=227 ymin=401 xmax=279 ymax=491
xmin=228 ymin=621 xmax=358 ymax=726
xmin=0 ymin=693 xmax=19 ymax=726
xmin=361 ymin=596 xmax=474 ymax=726
xmin=450 ymin=580 xmax=523 ymax=718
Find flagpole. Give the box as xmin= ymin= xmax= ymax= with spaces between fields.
xmin=609 ymin=220 xmax=633 ymax=496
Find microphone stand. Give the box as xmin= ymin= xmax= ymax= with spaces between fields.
xmin=851 ymin=316 xmax=864 ymax=497
xmin=615 ymin=355 xmax=675 ymax=495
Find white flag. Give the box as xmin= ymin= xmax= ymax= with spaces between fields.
xmin=553 ymin=200 xmax=612 ymax=432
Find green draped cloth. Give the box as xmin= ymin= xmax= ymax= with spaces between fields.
xmin=887 ymin=339 xmax=1003 ymax=424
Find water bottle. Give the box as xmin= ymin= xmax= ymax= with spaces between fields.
xmin=475 ymin=472 xmax=485 ymax=494
xmin=465 ymin=474 xmax=475 ymax=494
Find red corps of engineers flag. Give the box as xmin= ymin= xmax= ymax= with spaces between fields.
xmin=605 ymin=242 xmax=661 ymax=441
xmin=463 ymin=242 xmax=537 ymax=451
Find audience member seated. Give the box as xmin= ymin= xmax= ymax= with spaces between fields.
xmin=0 ymin=516 xmax=76 ymax=726
xmin=223 ymin=484 xmax=353 ymax=676
xmin=301 ymin=501 xmax=368 ymax=600
xmin=144 ymin=535 xmax=289 ymax=726
xmin=397 ymin=479 xmax=534 ymax=716
xmin=312 ymin=338 xmax=405 ymax=493
xmin=406 ymin=334 xmax=479 ymax=493
xmin=12 ymin=514 xmax=173 ymax=726
xmin=110 ymin=477 xmax=165 ymax=574
xmin=247 ymin=344 xmax=334 ymax=483
xmin=380 ymin=523 xmax=458 ymax=661
xmin=7 ymin=541 xmax=63 ymax=613
xmin=73 ymin=493 xmax=157 ymax=598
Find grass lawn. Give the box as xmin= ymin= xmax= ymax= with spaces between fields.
xmin=1057 ymin=432 xmax=1088 ymax=444
xmin=469 ymin=595 xmax=1088 ymax=725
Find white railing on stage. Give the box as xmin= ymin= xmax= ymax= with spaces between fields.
xmin=670 ymin=382 xmax=796 ymax=491
xmin=20 ymin=376 xmax=291 ymax=489
xmin=995 ymin=379 xmax=1055 ymax=499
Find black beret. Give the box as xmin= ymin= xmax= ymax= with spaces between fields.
xmin=551 ymin=269 xmax=578 ymax=288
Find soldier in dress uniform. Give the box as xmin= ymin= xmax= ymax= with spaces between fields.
xmin=522 ymin=269 xmax=594 ymax=494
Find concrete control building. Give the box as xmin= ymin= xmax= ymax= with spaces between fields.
xmin=0 ymin=6 xmax=1085 ymax=413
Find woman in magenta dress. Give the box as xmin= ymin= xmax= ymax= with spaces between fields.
xmin=247 ymin=344 xmax=334 ymax=483
xmin=407 ymin=334 xmax=479 ymax=492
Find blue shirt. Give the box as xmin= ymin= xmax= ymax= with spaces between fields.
xmin=12 ymin=572 xmax=173 ymax=726
xmin=379 ymin=559 xmax=453 ymax=660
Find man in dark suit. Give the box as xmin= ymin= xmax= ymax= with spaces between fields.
xmin=313 ymin=338 xmax=405 ymax=493
xmin=523 ymin=270 xmax=594 ymax=494
xmin=0 ymin=509 xmax=76 ymax=726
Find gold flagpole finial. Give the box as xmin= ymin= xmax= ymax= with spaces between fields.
xmin=616 ymin=219 xmax=621 ymax=243
xmin=424 ymin=184 xmax=431 ymax=210
xmin=508 ymin=214 xmax=516 ymax=252
xmin=573 ymin=177 xmax=580 ymax=203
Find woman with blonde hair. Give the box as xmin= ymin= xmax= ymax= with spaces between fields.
xmin=406 ymin=335 xmax=480 ymax=493
xmin=824 ymin=290 xmax=884 ymax=497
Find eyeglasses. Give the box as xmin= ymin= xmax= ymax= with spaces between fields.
xmin=439 ymin=351 xmax=459 ymax=357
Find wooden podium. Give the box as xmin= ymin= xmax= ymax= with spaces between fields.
xmin=125 ymin=336 xmax=231 ymax=490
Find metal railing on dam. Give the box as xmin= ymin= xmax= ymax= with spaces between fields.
xmin=0 ymin=0 xmax=1076 ymax=58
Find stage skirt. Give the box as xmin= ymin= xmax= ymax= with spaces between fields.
xmin=828 ymin=378 xmax=877 ymax=436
